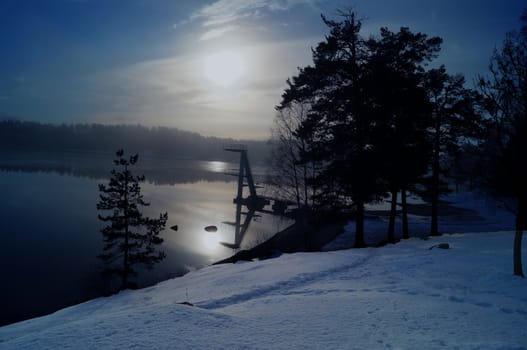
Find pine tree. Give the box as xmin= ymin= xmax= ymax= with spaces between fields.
xmin=279 ymin=11 xmax=380 ymax=247
xmin=97 ymin=149 xmax=167 ymax=290
xmin=366 ymin=27 xmax=441 ymax=242
xmin=424 ymin=67 xmax=482 ymax=236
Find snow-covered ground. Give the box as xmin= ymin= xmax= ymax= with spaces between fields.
xmin=326 ymin=191 xmax=515 ymax=250
xmin=1 ymin=191 xmax=525 ymax=349
xmin=0 ymin=231 xmax=526 ymax=349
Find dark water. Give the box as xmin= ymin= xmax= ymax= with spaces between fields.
xmin=0 ymin=152 xmax=290 ymax=326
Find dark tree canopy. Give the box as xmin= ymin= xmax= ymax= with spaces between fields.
xmin=366 ymin=26 xmax=442 ymax=242
xmin=423 ymin=66 xmax=482 ymax=236
xmin=276 ymin=11 xmax=453 ymax=247
xmin=283 ymin=11 xmax=379 ymax=247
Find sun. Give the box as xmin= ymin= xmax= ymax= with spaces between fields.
xmin=204 ymin=50 xmax=245 ymax=87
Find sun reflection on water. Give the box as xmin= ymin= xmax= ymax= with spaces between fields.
xmin=201 ymin=231 xmax=222 ymax=253
xmin=205 ymin=161 xmax=228 ymax=173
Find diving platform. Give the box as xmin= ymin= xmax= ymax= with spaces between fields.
xmin=221 ymin=145 xmax=270 ymax=249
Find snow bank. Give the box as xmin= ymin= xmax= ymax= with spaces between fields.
xmin=1 ymin=231 xmax=526 ymax=349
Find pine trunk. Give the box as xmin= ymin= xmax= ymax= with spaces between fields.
xmin=355 ymin=198 xmax=366 ymax=248
xmin=387 ymin=189 xmax=398 ymax=243
xmin=303 ymin=163 xmax=309 ymax=208
xmin=401 ymin=188 xmax=409 ymax=239
xmin=122 ymin=171 xmax=130 ymax=290
xmin=430 ymin=120 xmax=441 ymax=236
xmin=513 ymin=229 xmax=524 ymax=277
xmin=513 ymin=196 xmax=525 ymax=277
xmin=293 ymin=163 xmax=301 ymax=208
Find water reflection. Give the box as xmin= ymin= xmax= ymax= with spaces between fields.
xmin=143 ymin=181 xmax=235 ymax=260
xmin=0 ymin=151 xmax=267 ymax=185
xmin=0 ymin=153 xmax=283 ymax=326
xmin=201 ymin=232 xmax=222 ymax=253
xmin=204 ymin=160 xmax=229 ymax=174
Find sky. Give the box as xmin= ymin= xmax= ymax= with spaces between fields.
xmin=0 ymin=0 xmax=525 ymax=139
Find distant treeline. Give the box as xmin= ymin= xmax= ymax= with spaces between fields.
xmin=0 ymin=120 xmax=270 ymax=163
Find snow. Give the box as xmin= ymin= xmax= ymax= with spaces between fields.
xmin=325 ymin=190 xmax=515 ymax=250
xmin=1 ymin=191 xmax=526 ymax=349
xmin=0 ymin=231 xmax=526 ymax=349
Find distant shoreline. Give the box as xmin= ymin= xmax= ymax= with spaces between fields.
xmin=0 ymin=120 xmax=271 ymax=164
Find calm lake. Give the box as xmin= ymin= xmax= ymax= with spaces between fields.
xmin=0 ymin=152 xmax=289 ymax=326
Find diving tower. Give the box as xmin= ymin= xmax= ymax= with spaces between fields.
xmin=222 ymin=145 xmax=270 ymax=249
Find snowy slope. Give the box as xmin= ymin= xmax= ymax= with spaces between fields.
xmin=1 ymin=231 xmax=526 ymax=349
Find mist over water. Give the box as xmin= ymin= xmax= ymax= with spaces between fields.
xmin=0 ymin=152 xmax=287 ymax=326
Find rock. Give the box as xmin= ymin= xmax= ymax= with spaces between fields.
xmin=177 ymin=301 xmax=194 ymax=307
xmin=204 ymin=225 xmax=218 ymax=232
xmin=429 ymin=243 xmax=450 ymax=250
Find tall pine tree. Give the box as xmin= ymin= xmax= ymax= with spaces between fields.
xmin=366 ymin=27 xmax=441 ymax=242
xmin=279 ymin=11 xmax=381 ymax=247
xmin=97 ymin=149 xmax=167 ymax=290
xmin=424 ymin=66 xmax=481 ymax=236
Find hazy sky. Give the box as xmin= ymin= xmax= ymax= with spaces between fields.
xmin=0 ymin=1 xmax=524 ymax=139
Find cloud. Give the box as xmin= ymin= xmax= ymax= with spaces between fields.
xmin=85 ymin=35 xmax=319 ymax=138
xmin=190 ymin=0 xmax=325 ymax=40
xmin=191 ymin=0 xmax=263 ymax=26
xmin=200 ymin=25 xmax=239 ymax=41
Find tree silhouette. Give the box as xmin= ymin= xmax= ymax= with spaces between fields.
xmin=479 ymin=10 xmax=527 ymax=277
xmin=97 ymin=149 xmax=167 ymax=290
xmin=279 ymin=11 xmax=450 ymax=245
xmin=423 ymin=66 xmax=481 ymax=236
xmin=269 ymin=102 xmax=318 ymax=209
xmin=366 ymin=27 xmax=441 ymax=242
xmin=280 ymin=11 xmax=384 ymax=247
